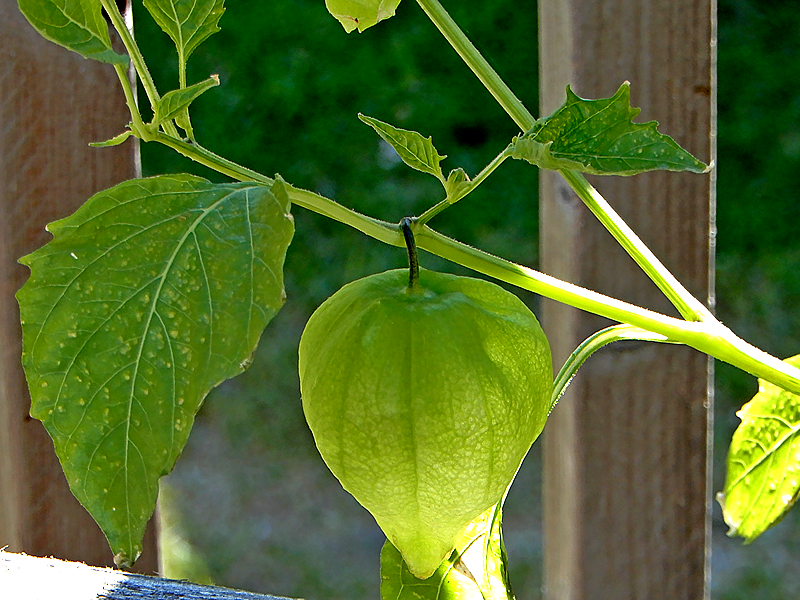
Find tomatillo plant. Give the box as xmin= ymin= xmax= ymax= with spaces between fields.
xmin=13 ymin=0 xmax=800 ymax=597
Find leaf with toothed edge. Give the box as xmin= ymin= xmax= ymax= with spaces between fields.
xmin=510 ymin=83 xmax=710 ymax=176
xmin=718 ymin=354 xmax=800 ymax=543
xmin=16 ymin=174 xmax=294 ymax=567
xmin=143 ymin=0 xmax=226 ymax=66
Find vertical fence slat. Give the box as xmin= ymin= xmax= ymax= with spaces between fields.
xmin=539 ymin=0 xmax=715 ymax=598
xmin=0 ymin=0 xmax=157 ymax=571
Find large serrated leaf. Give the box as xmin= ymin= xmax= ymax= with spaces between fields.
xmin=718 ymin=354 xmax=800 ymax=542
xmin=325 ymin=0 xmax=401 ymax=33
xmin=510 ymin=83 xmax=709 ymax=176
xmin=18 ymin=0 xmax=128 ymax=65
xmin=359 ymin=113 xmax=446 ymax=182
xmin=143 ymin=0 xmax=225 ymax=64
xmin=153 ymin=75 xmax=220 ymax=128
xmin=380 ymin=503 xmax=513 ymax=600
xmin=17 ymin=174 xmax=294 ymax=567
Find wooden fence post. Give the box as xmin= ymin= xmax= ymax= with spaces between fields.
xmin=539 ymin=0 xmax=715 ymax=598
xmin=0 ymin=0 xmax=157 ymax=570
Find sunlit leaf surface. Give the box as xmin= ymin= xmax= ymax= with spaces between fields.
xmin=359 ymin=114 xmax=446 ymax=182
xmin=718 ymin=354 xmax=800 ymax=542
xmin=18 ymin=0 xmax=128 ymax=65
xmin=17 ymin=175 xmax=294 ymax=566
xmin=380 ymin=503 xmax=513 ymax=600
xmin=510 ymin=83 xmax=709 ymax=176
xmin=325 ymin=0 xmax=402 ymax=33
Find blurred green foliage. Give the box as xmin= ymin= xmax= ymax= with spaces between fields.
xmin=136 ymin=0 xmax=800 ymax=598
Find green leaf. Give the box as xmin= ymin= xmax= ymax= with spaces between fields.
xmin=718 ymin=354 xmax=800 ymax=542
xmin=18 ymin=0 xmax=128 ymax=65
xmin=89 ymin=130 xmax=132 ymax=148
xmin=380 ymin=503 xmax=513 ymax=600
xmin=510 ymin=83 xmax=709 ymax=176
xmin=17 ymin=174 xmax=294 ymax=567
xmin=444 ymin=167 xmax=471 ymax=201
xmin=325 ymin=0 xmax=401 ymax=33
xmin=153 ymin=75 xmax=220 ymax=128
xmin=143 ymin=0 xmax=225 ymax=65
xmin=359 ymin=114 xmax=446 ymax=182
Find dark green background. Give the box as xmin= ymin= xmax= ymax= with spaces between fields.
xmin=136 ymin=1 xmax=800 ymax=598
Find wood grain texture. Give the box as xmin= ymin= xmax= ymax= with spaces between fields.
xmin=1 ymin=552 xmax=290 ymax=600
xmin=0 ymin=0 xmax=157 ymax=571
xmin=539 ymin=0 xmax=715 ymax=598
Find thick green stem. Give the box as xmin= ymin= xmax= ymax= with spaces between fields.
xmin=148 ymin=131 xmax=800 ymax=394
xmin=415 ymin=0 xmax=716 ymax=323
xmin=561 ymin=169 xmax=714 ymax=322
xmin=415 ymin=225 xmax=800 ymax=392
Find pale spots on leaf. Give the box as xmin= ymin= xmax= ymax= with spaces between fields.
xmin=18 ymin=175 xmax=293 ymax=565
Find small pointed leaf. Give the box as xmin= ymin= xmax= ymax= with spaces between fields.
xmin=18 ymin=0 xmax=128 ymax=65
xmin=153 ymin=75 xmax=220 ymax=128
xmin=359 ymin=113 xmax=446 ymax=182
xmin=143 ymin=0 xmax=225 ymax=65
xmin=510 ymin=83 xmax=709 ymax=176
xmin=380 ymin=503 xmax=513 ymax=600
xmin=325 ymin=0 xmax=401 ymax=33
xmin=444 ymin=168 xmax=471 ymax=201
xmin=17 ymin=174 xmax=294 ymax=566
xmin=718 ymin=355 xmax=800 ymax=542
xmin=89 ymin=130 xmax=132 ymax=148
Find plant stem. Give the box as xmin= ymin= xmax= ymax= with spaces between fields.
xmin=153 ymin=134 xmax=400 ymax=245
xmin=100 ymin=0 xmax=180 ymax=139
xmin=561 ymin=169 xmax=715 ymax=322
xmin=113 ymin=64 xmax=148 ymax=135
xmin=415 ymin=225 xmax=800 ymax=392
xmin=415 ymin=0 xmax=714 ymax=322
xmin=414 ymin=0 xmax=536 ymax=131
xmin=148 ymin=131 xmax=800 ymax=394
xmin=550 ymin=325 xmax=679 ymax=412
xmin=401 ymin=218 xmax=420 ymax=289
xmin=417 ymin=146 xmax=512 ymax=225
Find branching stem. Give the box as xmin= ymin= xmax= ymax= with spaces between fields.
xmin=103 ymin=1 xmax=800 ymax=395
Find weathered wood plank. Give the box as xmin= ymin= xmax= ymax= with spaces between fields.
xmin=0 ymin=0 xmax=157 ymax=570
xmin=0 ymin=552 xmax=291 ymax=600
xmin=539 ymin=0 xmax=715 ymax=598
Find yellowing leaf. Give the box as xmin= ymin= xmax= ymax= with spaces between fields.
xmin=718 ymin=354 xmax=800 ymax=542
